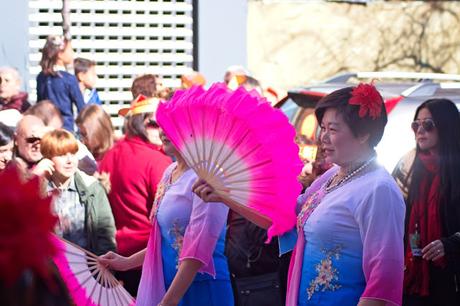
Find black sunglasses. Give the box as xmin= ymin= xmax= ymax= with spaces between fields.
xmin=146 ymin=119 xmax=159 ymax=128
xmin=411 ymin=119 xmax=436 ymax=133
xmin=25 ymin=136 xmax=41 ymax=144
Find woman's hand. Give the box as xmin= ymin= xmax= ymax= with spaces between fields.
xmin=98 ymin=251 xmax=131 ymax=271
xmin=422 ymin=239 xmax=445 ymax=261
xmin=32 ymin=158 xmax=54 ymax=177
xmin=192 ymin=179 xmax=223 ymax=202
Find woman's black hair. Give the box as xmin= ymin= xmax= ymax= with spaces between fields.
xmin=407 ymin=99 xmax=460 ymax=211
xmin=314 ymin=86 xmax=388 ymax=148
xmin=0 ymin=122 xmax=13 ymax=146
xmin=125 ymin=112 xmax=153 ymax=142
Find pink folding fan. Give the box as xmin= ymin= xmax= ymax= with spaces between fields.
xmin=52 ymin=236 xmax=135 ymax=306
xmin=156 ymin=83 xmax=303 ymax=239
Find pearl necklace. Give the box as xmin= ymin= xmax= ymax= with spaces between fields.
xmin=325 ymin=156 xmax=376 ymax=193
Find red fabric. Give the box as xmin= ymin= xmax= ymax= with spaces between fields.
xmin=384 ymin=96 xmax=403 ymax=114
xmin=98 ymin=136 xmax=171 ymax=256
xmin=0 ymin=92 xmax=30 ymax=113
xmin=0 ymin=166 xmax=57 ymax=285
xmin=349 ymin=83 xmax=383 ymax=119
xmin=404 ymin=151 xmax=446 ymax=296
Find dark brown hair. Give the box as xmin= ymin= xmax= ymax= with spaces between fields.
xmin=315 ymin=86 xmax=387 ymax=148
xmin=76 ymin=105 xmax=114 ymax=160
xmin=39 ymin=36 xmax=69 ymax=76
xmin=74 ymin=57 xmax=96 ymax=78
xmin=25 ymin=100 xmax=63 ymax=127
xmin=131 ymin=74 xmax=158 ymax=99
xmin=125 ymin=112 xmax=152 ymax=142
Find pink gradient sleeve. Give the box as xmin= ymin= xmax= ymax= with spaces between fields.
xmin=354 ymin=182 xmax=405 ymax=306
xmin=179 ymin=194 xmax=229 ymax=277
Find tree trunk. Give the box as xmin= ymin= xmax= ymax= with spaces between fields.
xmin=61 ymin=0 xmax=71 ymax=40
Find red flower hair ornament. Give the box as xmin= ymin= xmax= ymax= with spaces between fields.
xmin=349 ymin=83 xmax=383 ymax=119
xmin=0 ymin=166 xmax=58 ymax=285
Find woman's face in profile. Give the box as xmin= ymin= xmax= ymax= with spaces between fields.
xmin=159 ymin=129 xmax=177 ymax=157
xmin=413 ymin=107 xmax=438 ymax=152
xmin=320 ymin=108 xmax=366 ymax=166
xmin=144 ymin=114 xmax=162 ymax=146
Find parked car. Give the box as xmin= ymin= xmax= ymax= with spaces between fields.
xmin=276 ymin=72 xmax=460 ymax=172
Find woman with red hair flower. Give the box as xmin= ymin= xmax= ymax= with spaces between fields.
xmin=194 ymin=84 xmax=406 ymax=306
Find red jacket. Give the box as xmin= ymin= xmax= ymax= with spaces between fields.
xmin=99 ymin=136 xmax=171 ymax=256
xmin=0 ymin=92 xmax=30 ymax=113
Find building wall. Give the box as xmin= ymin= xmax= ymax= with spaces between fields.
xmin=198 ymin=0 xmax=247 ymax=84
xmin=0 ymin=0 xmax=247 ymax=107
xmin=0 ymin=0 xmax=29 ymax=92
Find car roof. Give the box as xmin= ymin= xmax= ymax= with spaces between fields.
xmin=278 ymin=72 xmax=460 ymax=109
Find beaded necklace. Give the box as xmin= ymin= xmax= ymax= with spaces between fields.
xmin=296 ymin=156 xmax=376 ymax=230
xmin=325 ymin=156 xmax=376 ymax=194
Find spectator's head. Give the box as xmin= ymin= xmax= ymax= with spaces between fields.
xmin=408 ymin=98 xmax=460 ymax=207
xmin=0 ymin=67 xmax=22 ymax=100
xmin=25 ymin=100 xmax=63 ymax=130
xmin=15 ymin=115 xmax=46 ymax=164
xmin=241 ymin=75 xmax=262 ymax=94
xmin=0 ymin=122 xmax=14 ymax=171
xmin=39 ymin=35 xmax=74 ymax=76
xmin=412 ymin=98 xmax=460 ymax=154
xmin=314 ymin=84 xmax=387 ymax=166
xmin=74 ymin=57 xmax=98 ymax=90
xmin=120 ymin=95 xmax=161 ymax=145
xmin=223 ymin=65 xmax=249 ymax=85
xmin=181 ymin=71 xmax=206 ymax=89
xmin=40 ymin=129 xmax=79 ymax=181
xmin=131 ymin=74 xmax=160 ymax=99
xmin=76 ymin=105 xmax=114 ymax=160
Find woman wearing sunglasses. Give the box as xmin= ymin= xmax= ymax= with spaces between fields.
xmin=393 ymin=99 xmax=460 ymax=305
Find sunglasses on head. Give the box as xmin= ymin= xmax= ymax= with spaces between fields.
xmin=411 ymin=119 xmax=436 ymax=133
xmin=146 ymin=119 xmax=159 ymax=128
xmin=25 ymin=136 xmax=41 ymax=144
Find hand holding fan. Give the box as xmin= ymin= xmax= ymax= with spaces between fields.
xmin=156 ymin=84 xmax=303 ymax=239
xmin=51 ymin=236 xmax=135 ymax=306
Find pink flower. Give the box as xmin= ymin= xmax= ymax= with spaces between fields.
xmin=349 ymin=83 xmax=383 ymax=119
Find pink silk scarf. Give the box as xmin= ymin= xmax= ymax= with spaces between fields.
xmin=286 ymin=170 xmax=336 ymax=306
xmin=135 ymin=220 xmax=165 ymax=306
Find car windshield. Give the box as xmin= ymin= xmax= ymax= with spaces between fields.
xmin=280 ymin=98 xmax=299 ymax=121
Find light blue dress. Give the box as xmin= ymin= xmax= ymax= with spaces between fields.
xmin=281 ymin=166 xmax=405 ymax=306
xmin=139 ymin=163 xmax=234 ymax=306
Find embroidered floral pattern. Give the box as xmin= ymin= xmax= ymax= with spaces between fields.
xmin=150 ymin=167 xmax=175 ymax=220
xmin=169 ymin=220 xmax=185 ymax=268
xmin=307 ymin=245 xmax=342 ymax=300
xmin=297 ymin=190 xmax=323 ymax=230
xmin=150 ymin=181 xmax=167 ymax=219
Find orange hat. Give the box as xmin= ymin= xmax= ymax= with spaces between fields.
xmin=118 ymin=94 xmax=160 ymax=117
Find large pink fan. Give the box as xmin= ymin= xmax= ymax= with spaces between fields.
xmin=156 ymin=83 xmax=303 ymax=239
xmin=51 ymin=236 xmax=135 ymax=306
